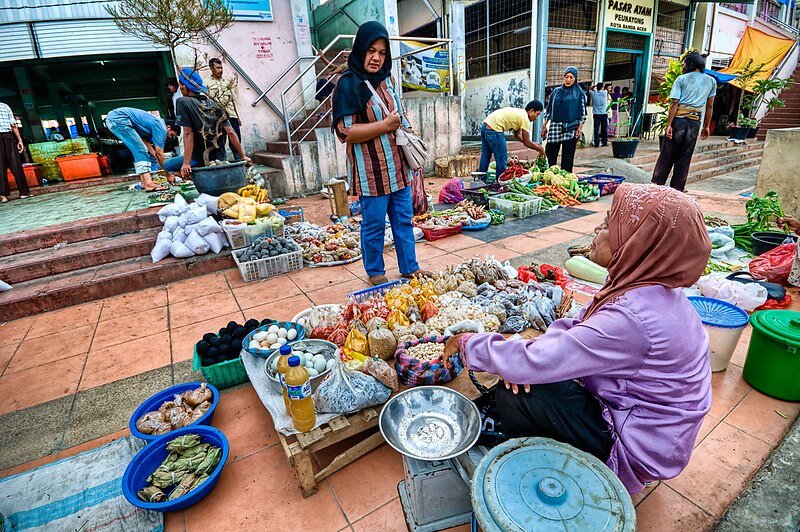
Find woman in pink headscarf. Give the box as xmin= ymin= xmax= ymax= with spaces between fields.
xmin=445 ymin=184 xmax=713 ymax=494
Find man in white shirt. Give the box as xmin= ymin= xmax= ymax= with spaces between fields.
xmin=0 ymin=101 xmax=29 ymax=202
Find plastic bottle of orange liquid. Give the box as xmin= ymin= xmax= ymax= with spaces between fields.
xmin=285 ymin=355 xmax=316 ymax=432
xmin=276 ymin=345 xmax=293 ymax=415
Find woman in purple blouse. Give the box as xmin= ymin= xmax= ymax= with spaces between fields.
xmin=446 ymin=184 xmax=713 ymax=493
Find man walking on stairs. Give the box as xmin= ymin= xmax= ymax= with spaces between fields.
xmin=651 ymin=51 xmax=716 ymax=192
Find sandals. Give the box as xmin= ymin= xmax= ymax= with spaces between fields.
xmin=369 ymin=275 xmax=389 ymax=286
xmin=144 ymin=185 xmax=169 ymax=193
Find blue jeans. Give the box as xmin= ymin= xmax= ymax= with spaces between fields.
xmin=360 ymin=186 xmax=419 ymax=277
xmin=163 ymin=155 xmax=203 ymax=173
xmin=105 ymin=112 xmax=151 ymax=175
xmin=479 ymin=123 xmax=508 ymax=177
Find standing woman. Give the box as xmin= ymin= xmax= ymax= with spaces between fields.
xmin=541 ymin=67 xmax=586 ymax=172
xmin=608 ymin=86 xmax=622 ymax=137
xmin=332 ymin=21 xmax=428 ymax=286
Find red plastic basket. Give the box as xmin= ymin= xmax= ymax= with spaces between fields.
xmin=419 ymin=223 xmax=462 ymax=242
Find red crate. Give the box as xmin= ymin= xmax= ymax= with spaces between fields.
xmin=6 ymin=164 xmax=43 ymax=189
xmin=56 ymin=153 xmax=102 ymax=181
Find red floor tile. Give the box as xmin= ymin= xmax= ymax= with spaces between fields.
xmin=169 ymin=311 xmax=245 ymax=363
xmin=428 ymin=234 xmax=484 ymax=253
xmin=80 ymin=332 xmax=171 ymax=391
xmin=0 ymin=318 xmax=32 ymax=347
xmin=635 ymin=485 xmax=714 ymax=531
xmin=631 ymin=481 xmax=659 ymax=507
xmin=0 ymin=354 xmax=85 ymax=415
xmin=327 ymin=444 xmax=405 ymax=522
xmin=413 ymin=243 xmax=448 ymax=261
xmin=91 ymin=307 xmax=168 ymax=350
xmin=26 ymin=302 xmax=102 ymax=339
xmin=0 ymin=343 xmax=17 ymax=375
xmin=305 ymin=278 xmax=371 ymax=306
xmin=288 ymin=265 xmax=361 ymax=293
xmin=351 ymin=498 xmax=407 ymax=532
xmin=708 ymin=364 xmax=752 ymax=420
xmin=164 ymin=511 xmax=186 ymax=532
xmin=728 ymin=326 xmax=752 ymax=368
xmin=167 ymin=272 xmax=231 ymax=304
xmin=212 ymin=385 xmax=280 ymax=463
xmin=665 ymin=421 xmax=772 ymax=516
xmin=182 ymin=445 xmax=348 ymax=531
xmin=223 ymin=267 xmax=249 ymax=289
xmin=420 ymin=253 xmax=463 ymax=273
xmin=99 ymin=287 xmax=168 ymax=322
xmin=454 ymin=244 xmax=518 ymax=262
xmin=4 ymin=324 xmax=94 ymax=374
xmin=694 ymin=415 xmax=721 ymax=448
xmin=495 ymin=235 xmax=552 ymax=254
xmin=528 ymin=226 xmax=585 ymax=244
xmin=724 ymin=389 xmax=800 ymax=446
xmin=243 ymin=295 xmax=315 ymax=324
xmin=169 ymin=290 xmax=241 ymax=329
xmin=231 ymin=275 xmax=302 ymax=310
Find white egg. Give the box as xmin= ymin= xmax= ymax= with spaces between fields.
xmin=312 ymin=354 xmax=326 ymax=364
xmin=293 ymin=351 xmax=305 ymax=359
xmin=269 ymin=342 xmax=281 ymax=350
xmin=307 ymin=368 xmax=319 ymax=377
xmin=304 ymin=360 xmax=313 ymax=368
xmin=268 ymin=324 xmax=279 ymax=334
xmin=249 ymin=340 xmax=261 ymax=350
xmin=297 ymin=317 xmax=307 ymax=327
xmin=287 ymin=328 xmax=298 ymax=341
xmin=266 ymin=333 xmax=278 ymax=344
xmin=278 ymin=328 xmax=288 ymax=339
xmin=313 ymin=358 xmax=327 ymax=373
xmin=326 ymin=358 xmax=336 ymax=371
xmin=304 ymin=352 xmax=314 ymax=362
xmin=254 ymin=331 xmax=269 ymax=342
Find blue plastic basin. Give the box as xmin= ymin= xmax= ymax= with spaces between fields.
xmin=129 ymin=382 xmax=220 ymax=442
xmin=122 ymin=425 xmax=230 ymax=512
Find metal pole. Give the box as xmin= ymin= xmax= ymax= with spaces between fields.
xmin=282 ymin=91 xmax=293 ymax=157
xmin=534 ymin=0 xmax=549 ymax=143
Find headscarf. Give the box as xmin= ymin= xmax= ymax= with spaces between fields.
xmin=548 ymin=66 xmax=584 ymax=123
xmin=332 ymin=21 xmax=392 ymax=129
xmin=582 ymin=184 xmax=712 ymax=320
xmin=612 ymin=86 xmax=622 ymax=101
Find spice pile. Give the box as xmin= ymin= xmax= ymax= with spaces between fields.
xmin=137 ymin=434 xmax=222 ymax=503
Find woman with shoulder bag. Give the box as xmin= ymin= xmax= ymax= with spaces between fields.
xmin=541 ymin=66 xmax=587 ymax=172
xmin=332 ymin=21 xmax=429 ymax=286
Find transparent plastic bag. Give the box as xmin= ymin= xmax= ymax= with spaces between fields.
xmin=697 ymin=273 xmax=767 ymax=311
xmin=313 ymin=360 xmax=391 ymax=414
xmin=358 ymin=357 xmax=399 ymax=392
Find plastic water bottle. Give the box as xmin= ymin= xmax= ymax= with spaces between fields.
xmin=285 ymin=355 xmax=316 ymax=432
xmin=276 ymin=345 xmax=293 ymax=416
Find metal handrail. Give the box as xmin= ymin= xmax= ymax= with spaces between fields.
xmin=280 ymin=34 xmax=454 ymax=156
xmin=250 ymin=55 xmax=317 ymax=116
xmin=763 ymin=15 xmax=800 ymax=37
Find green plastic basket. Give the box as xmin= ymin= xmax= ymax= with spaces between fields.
xmin=192 ymin=344 xmax=249 ymax=390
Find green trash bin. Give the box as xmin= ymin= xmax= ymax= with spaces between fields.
xmin=743 ymin=310 xmax=800 ymax=401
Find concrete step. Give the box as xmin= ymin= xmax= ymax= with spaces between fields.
xmin=687 ymin=156 xmax=762 ymax=184
xmin=266 ymin=141 xmax=292 ymax=155
xmin=630 ymin=142 xmax=763 ymax=166
xmin=0 ymin=227 xmax=161 ymax=284
xmin=0 ymin=251 xmax=235 ymax=322
xmin=0 ymin=209 xmax=161 ymax=258
xmin=280 ymin=129 xmax=317 ymax=142
xmin=638 ymin=147 xmax=763 ymax=174
xmin=252 ymin=151 xmax=289 ymax=169
xmin=291 ymin=116 xmax=330 ymax=130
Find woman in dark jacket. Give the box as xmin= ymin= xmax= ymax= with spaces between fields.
xmin=332 ymin=21 xmax=428 ymax=286
xmin=541 ymin=66 xmax=587 ymax=172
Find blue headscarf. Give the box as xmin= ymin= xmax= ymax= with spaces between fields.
xmin=548 ymin=66 xmax=584 ymax=123
xmin=332 ymin=21 xmax=392 ymax=129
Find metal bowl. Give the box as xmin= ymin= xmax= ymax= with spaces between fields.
xmin=262 ymin=339 xmax=338 ymax=394
xmin=379 ymin=386 xmax=481 ymax=461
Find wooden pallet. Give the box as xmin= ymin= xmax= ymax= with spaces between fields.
xmin=278 ymin=370 xmax=499 ymax=497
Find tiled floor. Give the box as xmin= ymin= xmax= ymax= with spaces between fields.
xmin=1 ymin=182 xmax=797 ymax=531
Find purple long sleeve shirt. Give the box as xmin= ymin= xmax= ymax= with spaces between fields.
xmin=465 ymin=285 xmax=711 ymax=493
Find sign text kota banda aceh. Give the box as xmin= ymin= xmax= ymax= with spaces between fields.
xmin=605 ymin=0 xmax=654 ymax=34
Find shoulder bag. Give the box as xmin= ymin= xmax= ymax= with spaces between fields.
xmin=363 ymin=80 xmax=429 ymax=170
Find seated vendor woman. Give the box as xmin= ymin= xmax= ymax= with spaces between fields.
xmin=445 ymin=183 xmax=713 ymax=493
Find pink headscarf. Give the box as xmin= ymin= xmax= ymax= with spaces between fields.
xmin=583 ymin=184 xmax=712 ymax=320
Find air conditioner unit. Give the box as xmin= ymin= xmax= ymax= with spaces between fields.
xmin=711 ymin=58 xmax=732 ymax=69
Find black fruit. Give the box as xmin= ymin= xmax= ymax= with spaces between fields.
xmin=244 ymin=319 xmax=259 ymax=330
xmin=227 ymin=320 xmax=239 ymax=330
xmin=260 ymin=319 xmax=273 ymax=327
xmin=218 ymin=343 xmax=231 ymax=354
xmin=203 ymin=332 xmax=216 ymax=342
xmin=208 ymin=336 xmax=221 ymax=347
xmin=207 ymin=347 xmax=219 ymax=359
xmin=221 ymin=334 xmax=233 ymax=345
xmin=218 ymin=327 xmax=228 ymax=337
xmin=196 ymin=340 xmax=209 ymax=354
xmin=234 ymin=326 xmax=247 ymax=338
xmin=201 ymin=357 xmax=215 ymax=367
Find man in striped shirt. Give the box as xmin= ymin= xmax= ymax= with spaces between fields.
xmin=0 ymin=101 xmax=30 ymax=202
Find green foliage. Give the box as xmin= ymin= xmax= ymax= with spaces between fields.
xmin=653 ymin=49 xmax=695 ymax=135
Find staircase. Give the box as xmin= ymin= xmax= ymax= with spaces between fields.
xmin=0 ymin=211 xmax=234 ymax=322
xmin=757 ymin=63 xmax=800 ymax=140
xmin=630 ymin=140 xmax=764 ymax=183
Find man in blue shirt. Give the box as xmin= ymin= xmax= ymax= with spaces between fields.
xmin=652 ymin=52 xmax=717 ymax=192
xmin=105 ymin=107 xmax=176 ymax=192
xmin=588 ymin=83 xmax=609 ymax=147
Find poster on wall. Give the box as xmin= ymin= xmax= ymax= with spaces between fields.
xmin=399 ymin=40 xmax=450 ymax=92
xmin=604 ymin=0 xmax=654 ymax=34
xmin=224 ymin=0 xmax=273 ymax=21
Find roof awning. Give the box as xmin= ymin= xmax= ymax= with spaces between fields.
xmin=705 ymin=69 xmax=739 ymax=83
xmin=719 ymin=26 xmax=795 ymax=92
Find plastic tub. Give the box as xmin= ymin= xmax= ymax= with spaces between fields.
xmin=743 ymin=310 xmax=800 ymax=401
xmin=55 ymin=153 xmax=102 ymax=181
xmin=751 ymin=232 xmax=796 ymax=256
xmin=6 ymin=164 xmax=42 ymax=189
xmin=191 ymin=160 xmax=247 ymax=196
xmin=241 ymin=321 xmax=306 ymax=358
xmin=688 ymin=297 xmax=750 ymax=372
xmin=129 ymin=382 xmax=220 ymax=442
xmin=122 ymin=425 xmax=229 ymax=512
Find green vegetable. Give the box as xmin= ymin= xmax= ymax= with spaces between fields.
xmin=564 ymin=256 xmax=608 ymax=284
xmin=488 ymin=209 xmax=505 ymax=225
xmin=730 ymin=190 xmax=786 ymax=252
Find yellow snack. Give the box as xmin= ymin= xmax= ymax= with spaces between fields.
xmin=223 ymin=206 xmax=239 ymax=219
xmin=344 ymin=328 xmax=370 ymax=358
xmin=218 ymin=192 xmax=242 ymax=210
xmin=237 ymin=197 xmax=257 ymax=223
xmin=255 ymin=203 xmax=275 ymax=216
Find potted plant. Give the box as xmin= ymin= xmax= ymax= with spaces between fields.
xmin=731 ymin=59 xmax=766 ymax=140
xmin=609 ymin=97 xmax=642 ymax=159
xmin=654 ymin=49 xmax=693 ymax=147
xmin=741 ymin=75 xmax=794 ymax=138
xmin=108 ymin=0 xmax=246 ymax=195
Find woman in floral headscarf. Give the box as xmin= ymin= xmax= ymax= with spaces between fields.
xmin=445 ymin=184 xmax=713 ymax=494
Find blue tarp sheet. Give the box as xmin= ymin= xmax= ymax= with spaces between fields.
xmin=705 ymin=69 xmax=739 ymax=83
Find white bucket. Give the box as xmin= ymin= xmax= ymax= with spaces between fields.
xmin=704 ymin=323 xmax=747 ymax=372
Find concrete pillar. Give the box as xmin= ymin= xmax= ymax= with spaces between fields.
xmin=449 ymin=1 xmax=466 ymax=134
xmin=289 ymin=0 xmax=318 ymax=111
xmin=14 ymin=67 xmax=47 ymax=143
xmin=533 ymin=0 xmax=549 ymax=143
xmin=382 ymin=0 xmax=402 ymax=86
xmin=47 ymin=84 xmax=68 ymax=138
xmin=749 ymin=0 xmax=758 ymax=23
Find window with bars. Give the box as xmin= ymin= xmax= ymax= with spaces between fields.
xmin=546 ymin=0 xmax=599 ymax=86
xmin=719 ymin=3 xmax=749 ymax=14
xmin=758 ymin=0 xmax=781 ymax=21
xmin=465 ymin=0 xmax=532 ymax=80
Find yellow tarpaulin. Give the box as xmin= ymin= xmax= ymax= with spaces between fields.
xmin=720 ymin=26 xmax=795 ymax=92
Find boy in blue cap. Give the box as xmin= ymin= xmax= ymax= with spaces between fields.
xmin=164 ymin=68 xmax=251 ymax=178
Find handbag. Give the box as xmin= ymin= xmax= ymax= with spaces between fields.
xmin=363 ymin=80 xmax=429 ymax=170
xmin=563 ymin=119 xmax=581 ymax=132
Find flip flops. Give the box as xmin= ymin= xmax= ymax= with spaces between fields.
xmin=144 ymin=185 xmax=169 ymax=193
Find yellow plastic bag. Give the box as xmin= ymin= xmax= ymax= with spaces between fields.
xmin=387 ymin=308 xmax=410 ymax=331
xmin=344 ymin=328 xmax=370 ymax=358
xmin=237 ymin=197 xmax=257 ymax=224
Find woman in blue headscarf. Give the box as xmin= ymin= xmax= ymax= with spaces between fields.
xmin=332 ymin=21 xmax=428 ymax=286
xmin=541 ymin=66 xmax=587 ymax=172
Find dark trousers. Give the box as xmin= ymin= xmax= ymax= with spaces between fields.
xmin=0 ymin=131 xmax=28 ymax=197
xmin=651 ymin=118 xmax=700 ymax=192
xmin=545 ymin=137 xmax=578 ymax=173
xmin=496 ymin=380 xmax=614 ymax=461
xmin=227 ymin=117 xmax=242 ymax=161
xmin=593 ymin=114 xmax=608 ymax=147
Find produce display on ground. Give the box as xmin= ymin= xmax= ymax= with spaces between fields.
xmin=285 ymin=221 xmax=363 ymax=265
xmin=731 ymin=190 xmax=787 ymax=253
xmin=135 ymin=384 xmax=214 ymax=436
xmin=235 ymin=237 xmax=300 ymax=263
xmin=137 ymin=434 xmax=222 ymax=503
xmin=196 ymin=319 xmax=267 ymax=368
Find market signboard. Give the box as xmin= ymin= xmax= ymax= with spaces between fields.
xmin=400 ymin=40 xmax=450 ymax=93
xmin=224 ymin=0 xmax=273 ymax=21
xmin=604 ymin=0 xmax=655 ymax=34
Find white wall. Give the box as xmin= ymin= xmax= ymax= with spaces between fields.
xmin=707 ymin=8 xmax=748 ymax=63
xmin=398 ymin=0 xmax=442 ymax=34
xmin=462 ymin=69 xmax=531 ymax=135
